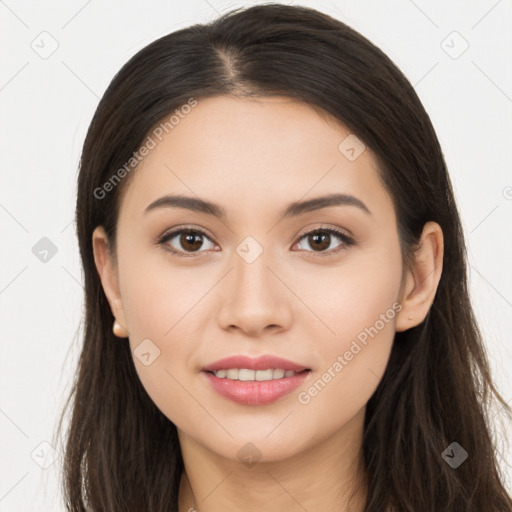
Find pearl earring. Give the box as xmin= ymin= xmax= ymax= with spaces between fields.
xmin=113 ymin=320 xmax=128 ymax=338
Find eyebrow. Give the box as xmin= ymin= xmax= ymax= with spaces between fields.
xmin=143 ymin=193 xmax=371 ymax=219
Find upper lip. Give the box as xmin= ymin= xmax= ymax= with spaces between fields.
xmin=202 ymin=355 xmax=310 ymax=372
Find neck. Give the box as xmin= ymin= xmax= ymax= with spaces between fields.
xmin=177 ymin=408 xmax=367 ymax=512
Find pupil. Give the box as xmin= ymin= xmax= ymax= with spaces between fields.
xmin=182 ymin=232 xmax=202 ymax=251
xmin=311 ymin=233 xmax=329 ymax=251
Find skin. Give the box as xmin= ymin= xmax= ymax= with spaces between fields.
xmin=93 ymin=95 xmax=443 ymax=512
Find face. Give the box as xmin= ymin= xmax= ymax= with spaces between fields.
xmin=94 ymin=95 xmax=408 ymax=463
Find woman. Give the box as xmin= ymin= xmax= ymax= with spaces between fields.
xmin=55 ymin=4 xmax=512 ymax=511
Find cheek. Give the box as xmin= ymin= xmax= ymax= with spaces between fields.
xmin=121 ymin=273 xmax=204 ymax=429
xmin=119 ymin=244 xmax=209 ymax=342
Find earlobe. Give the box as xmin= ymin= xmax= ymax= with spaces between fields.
xmin=92 ymin=226 xmax=129 ymax=336
xmin=395 ymin=221 xmax=444 ymax=332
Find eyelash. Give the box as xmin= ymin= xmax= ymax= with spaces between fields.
xmin=157 ymin=225 xmax=355 ymax=259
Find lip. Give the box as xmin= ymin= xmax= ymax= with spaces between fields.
xmin=203 ymin=370 xmax=311 ymax=405
xmin=201 ymin=355 xmax=310 ymax=372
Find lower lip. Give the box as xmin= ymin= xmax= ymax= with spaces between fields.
xmin=203 ymin=370 xmax=311 ymax=405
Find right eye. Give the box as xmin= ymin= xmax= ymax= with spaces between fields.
xmin=158 ymin=227 xmax=217 ymax=257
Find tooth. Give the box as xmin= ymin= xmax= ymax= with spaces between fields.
xmin=226 ymin=369 xmax=239 ymax=380
xmin=255 ymin=369 xmax=274 ymax=381
xmin=213 ymin=368 xmax=300 ymax=380
xmin=238 ymin=369 xmax=255 ymax=381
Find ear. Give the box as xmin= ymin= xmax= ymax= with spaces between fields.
xmin=92 ymin=226 xmax=128 ymax=334
xmin=395 ymin=221 xmax=444 ymax=332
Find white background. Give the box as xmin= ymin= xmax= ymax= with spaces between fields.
xmin=1 ymin=1 xmax=511 ymax=509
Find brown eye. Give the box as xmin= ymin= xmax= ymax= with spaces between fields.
xmin=294 ymin=228 xmax=354 ymax=257
xmin=306 ymin=232 xmax=331 ymax=251
xmin=159 ymin=228 xmax=216 ymax=257
xmin=178 ymin=231 xmax=204 ymax=252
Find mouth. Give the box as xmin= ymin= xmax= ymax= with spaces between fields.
xmin=201 ymin=354 xmax=312 ymax=405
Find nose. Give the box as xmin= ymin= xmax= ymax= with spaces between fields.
xmin=217 ymin=249 xmax=293 ymax=337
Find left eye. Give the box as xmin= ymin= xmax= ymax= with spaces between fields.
xmin=293 ymin=228 xmax=353 ymax=256
xmin=158 ymin=227 xmax=354 ymax=258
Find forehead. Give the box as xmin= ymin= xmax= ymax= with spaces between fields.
xmin=118 ymin=95 xmax=392 ymax=223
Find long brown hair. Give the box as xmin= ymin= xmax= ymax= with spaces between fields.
xmin=54 ymin=4 xmax=512 ymax=511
